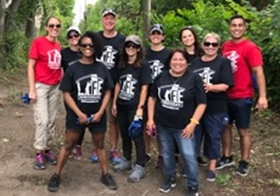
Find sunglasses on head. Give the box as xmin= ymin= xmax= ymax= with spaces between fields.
xmin=125 ymin=43 xmax=138 ymax=49
xmin=68 ymin=34 xmax=79 ymax=39
xmin=203 ymin=42 xmax=219 ymax=47
xmin=80 ymin=43 xmax=94 ymax=48
xmin=48 ymin=24 xmax=61 ymax=28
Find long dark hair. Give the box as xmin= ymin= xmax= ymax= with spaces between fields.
xmin=179 ymin=26 xmax=204 ymax=56
xmin=118 ymin=42 xmax=145 ymax=69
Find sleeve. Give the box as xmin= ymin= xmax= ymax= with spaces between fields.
xmin=220 ymin=57 xmax=234 ymax=87
xmin=140 ymin=62 xmax=153 ymax=85
xmin=28 ymin=38 xmax=39 ymax=59
xmin=194 ymin=74 xmax=207 ymax=105
xmin=59 ymin=67 xmax=74 ymax=92
xmin=245 ymin=43 xmax=263 ymax=67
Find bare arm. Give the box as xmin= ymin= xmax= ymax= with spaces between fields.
xmin=136 ymin=84 xmax=148 ymax=117
xmin=112 ymin=83 xmax=121 ymax=117
xmin=252 ymin=66 xmax=268 ymax=110
xmin=204 ymin=83 xmax=229 ymax=93
xmin=146 ymin=96 xmax=156 ymax=130
xmin=27 ymin=59 xmax=37 ymax=101
xmin=94 ymin=89 xmax=111 ymax=122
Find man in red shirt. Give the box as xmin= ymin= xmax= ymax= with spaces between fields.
xmin=218 ymin=15 xmax=268 ymax=176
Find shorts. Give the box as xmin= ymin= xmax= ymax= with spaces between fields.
xmin=228 ymin=98 xmax=252 ymax=129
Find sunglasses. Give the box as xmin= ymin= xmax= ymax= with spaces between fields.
xmin=203 ymin=42 xmax=219 ymax=47
xmin=80 ymin=43 xmax=94 ymax=48
xmin=68 ymin=34 xmax=79 ymax=39
xmin=125 ymin=44 xmax=138 ymax=49
xmin=48 ymin=24 xmax=61 ymax=28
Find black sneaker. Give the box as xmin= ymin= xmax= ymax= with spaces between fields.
xmin=158 ymin=177 xmax=176 ymax=193
xmin=206 ymin=170 xmax=216 ymax=182
xmin=188 ymin=187 xmax=199 ymax=196
xmin=197 ymin=156 xmax=208 ymax=167
xmin=47 ymin=174 xmax=60 ymax=192
xmin=236 ymin=160 xmax=250 ymax=177
xmin=216 ymin=155 xmax=235 ymax=170
xmin=100 ymin=173 xmax=117 ymax=190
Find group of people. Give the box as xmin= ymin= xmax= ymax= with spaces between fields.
xmin=27 ymin=7 xmax=268 ymax=196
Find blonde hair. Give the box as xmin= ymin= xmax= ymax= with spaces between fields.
xmin=202 ymin=32 xmax=221 ymax=44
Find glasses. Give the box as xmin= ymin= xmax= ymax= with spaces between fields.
xmin=68 ymin=34 xmax=79 ymax=39
xmin=80 ymin=43 xmax=94 ymax=48
xmin=48 ymin=24 xmax=61 ymax=28
xmin=125 ymin=44 xmax=138 ymax=49
xmin=203 ymin=42 xmax=219 ymax=47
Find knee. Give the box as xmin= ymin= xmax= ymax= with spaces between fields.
xmin=95 ymin=140 xmax=105 ymax=149
xmin=239 ymin=129 xmax=250 ymax=137
xmin=63 ymin=140 xmax=75 ymax=151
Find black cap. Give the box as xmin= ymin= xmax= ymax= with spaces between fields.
xmin=149 ymin=24 xmax=164 ymax=35
xmin=102 ymin=8 xmax=116 ymax=17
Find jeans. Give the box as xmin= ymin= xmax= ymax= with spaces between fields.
xmin=117 ymin=108 xmax=146 ymax=166
xmin=157 ymin=125 xmax=199 ymax=189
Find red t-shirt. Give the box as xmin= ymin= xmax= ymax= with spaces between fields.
xmin=221 ymin=39 xmax=263 ymax=99
xmin=29 ymin=36 xmax=62 ymax=85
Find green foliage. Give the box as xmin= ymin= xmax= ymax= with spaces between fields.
xmin=216 ymin=173 xmax=231 ymax=185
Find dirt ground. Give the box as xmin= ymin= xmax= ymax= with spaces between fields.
xmin=0 ymin=70 xmax=280 ymax=196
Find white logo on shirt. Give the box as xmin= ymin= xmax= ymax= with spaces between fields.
xmin=193 ymin=67 xmax=215 ymax=84
xmin=224 ymin=51 xmax=239 ymax=72
xmin=97 ymin=46 xmax=117 ymax=69
xmin=159 ymin=84 xmax=185 ymax=110
xmin=76 ymin=74 xmax=103 ymax=103
xmin=47 ymin=49 xmax=61 ymax=69
xmin=149 ymin=60 xmax=164 ymax=80
xmin=119 ymin=74 xmax=137 ymax=100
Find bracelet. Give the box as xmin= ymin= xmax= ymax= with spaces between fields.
xmin=190 ymin=118 xmax=199 ymax=125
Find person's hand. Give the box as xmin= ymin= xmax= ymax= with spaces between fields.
xmin=203 ymin=83 xmax=212 ymax=93
xmin=146 ymin=119 xmax=156 ymax=137
xmin=112 ymin=104 xmax=117 ymax=117
xmin=77 ymin=113 xmax=88 ymax=125
xmin=135 ymin=108 xmax=143 ymax=118
xmin=255 ymin=97 xmax=268 ymax=111
xmin=93 ymin=111 xmax=101 ymax=123
xmin=181 ymin=123 xmax=196 ymax=139
xmin=28 ymin=90 xmax=36 ymax=103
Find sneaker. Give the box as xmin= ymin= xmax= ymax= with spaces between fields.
xmin=100 ymin=173 xmax=117 ymax=190
xmin=181 ymin=167 xmax=187 ymax=178
xmin=216 ymin=155 xmax=235 ymax=170
xmin=73 ymin=146 xmax=82 ymax=160
xmin=145 ymin=153 xmax=151 ymax=165
xmin=197 ymin=156 xmax=208 ymax=167
xmin=188 ymin=187 xmax=199 ymax=196
xmin=236 ymin=160 xmax=250 ymax=177
xmin=158 ymin=176 xmax=176 ymax=193
xmin=206 ymin=170 xmax=216 ymax=182
xmin=113 ymin=158 xmax=131 ymax=172
xmin=155 ymin=155 xmax=163 ymax=169
xmin=127 ymin=164 xmax=145 ymax=183
xmin=90 ymin=149 xmax=99 ymax=163
xmin=35 ymin=153 xmax=46 ymax=170
xmin=45 ymin=150 xmax=57 ymax=165
xmin=109 ymin=149 xmax=121 ymax=165
xmin=47 ymin=174 xmax=60 ymax=192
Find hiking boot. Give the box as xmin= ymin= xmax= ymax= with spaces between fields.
xmin=35 ymin=153 xmax=46 ymax=170
xmin=145 ymin=153 xmax=151 ymax=165
xmin=109 ymin=149 xmax=121 ymax=165
xmin=188 ymin=187 xmax=199 ymax=196
xmin=158 ymin=176 xmax=176 ymax=193
xmin=236 ymin=160 xmax=250 ymax=177
xmin=45 ymin=150 xmax=57 ymax=165
xmin=73 ymin=145 xmax=82 ymax=160
xmin=155 ymin=155 xmax=163 ymax=169
xmin=113 ymin=158 xmax=131 ymax=172
xmin=100 ymin=173 xmax=117 ymax=190
xmin=127 ymin=164 xmax=145 ymax=183
xmin=216 ymin=155 xmax=235 ymax=170
xmin=197 ymin=156 xmax=208 ymax=167
xmin=47 ymin=174 xmax=60 ymax=192
xmin=90 ymin=149 xmax=99 ymax=163
xmin=206 ymin=170 xmax=216 ymax=182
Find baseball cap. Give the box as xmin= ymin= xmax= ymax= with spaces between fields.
xmin=149 ymin=24 xmax=164 ymax=35
xmin=125 ymin=35 xmax=141 ymax=46
xmin=67 ymin=26 xmax=81 ymax=36
xmin=102 ymin=8 xmax=116 ymax=17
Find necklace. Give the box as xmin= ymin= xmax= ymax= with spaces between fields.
xmin=169 ymin=69 xmax=185 ymax=85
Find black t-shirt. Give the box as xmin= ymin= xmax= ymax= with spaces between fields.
xmin=145 ymin=47 xmax=171 ymax=81
xmin=61 ymin=47 xmax=80 ymax=72
xmin=59 ymin=61 xmax=114 ymax=117
xmin=150 ymin=70 xmax=206 ymax=129
xmin=191 ymin=55 xmax=234 ymax=113
xmin=97 ymin=31 xmax=126 ymax=83
xmin=116 ymin=62 xmax=152 ymax=110
xmin=186 ymin=49 xmax=203 ymax=64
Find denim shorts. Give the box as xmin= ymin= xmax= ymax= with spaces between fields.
xmin=228 ymin=98 xmax=252 ymax=129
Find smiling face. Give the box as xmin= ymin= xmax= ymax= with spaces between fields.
xmin=45 ymin=17 xmax=61 ymax=38
xmin=124 ymin=42 xmax=140 ymax=58
xmin=202 ymin=36 xmax=220 ymax=57
xmin=170 ymin=51 xmax=188 ymax=75
xmin=102 ymin=14 xmax=116 ymax=31
xmin=67 ymin=30 xmax=80 ymax=46
xmin=229 ymin=18 xmax=246 ymax=41
xmin=79 ymin=37 xmax=94 ymax=58
xmin=181 ymin=29 xmax=195 ymax=47
xmin=149 ymin=31 xmax=165 ymax=45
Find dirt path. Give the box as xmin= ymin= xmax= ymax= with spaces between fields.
xmin=0 ymin=71 xmax=280 ymax=196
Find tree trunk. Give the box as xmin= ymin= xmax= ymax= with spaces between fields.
xmin=142 ymin=0 xmax=151 ymax=47
xmin=0 ymin=0 xmax=5 ymax=35
xmin=4 ymin=0 xmax=23 ymax=33
xmin=25 ymin=12 xmax=37 ymax=39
